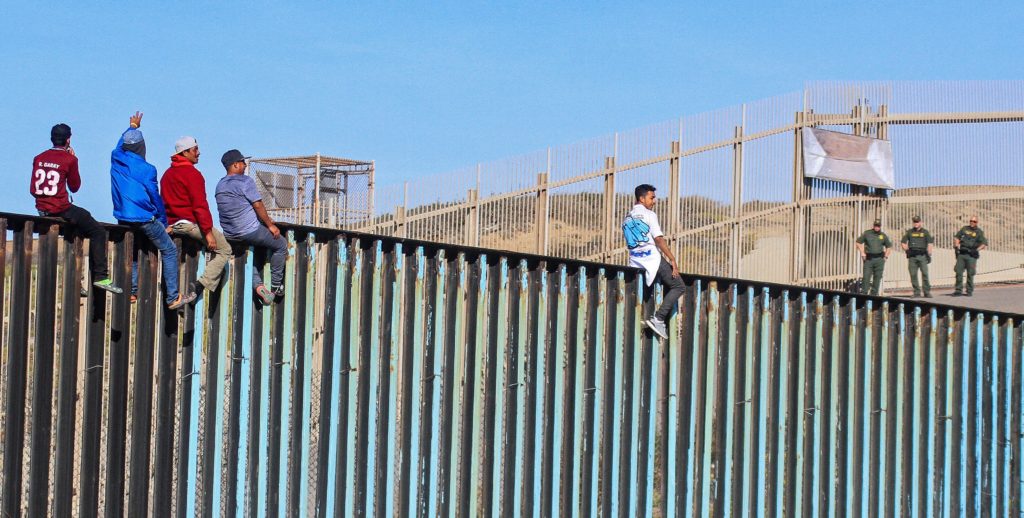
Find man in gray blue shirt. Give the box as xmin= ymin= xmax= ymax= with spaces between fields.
xmin=215 ymin=149 xmax=287 ymax=305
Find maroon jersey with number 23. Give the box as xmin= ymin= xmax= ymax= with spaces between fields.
xmin=30 ymin=148 xmax=80 ymax=214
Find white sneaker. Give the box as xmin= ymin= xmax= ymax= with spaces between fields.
xmin=644 ymin=316 xmax=668 ymax=340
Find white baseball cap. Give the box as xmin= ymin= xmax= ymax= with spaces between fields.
xmin=173 ymin=136 xmax=198 ymax=156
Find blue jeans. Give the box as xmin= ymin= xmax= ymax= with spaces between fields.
xmin=124 ymin=218 xmax=179 ymax=304
xmin=236 ymin=225 xmax=287 ymax=288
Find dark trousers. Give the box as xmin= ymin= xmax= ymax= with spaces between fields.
xmin=48 ymin=204 xmax=109 ymax=279
xmin=644 ymin=257 xmax=685 ymax=320
xmin=236 ymin=225 xmax=288 ymax=288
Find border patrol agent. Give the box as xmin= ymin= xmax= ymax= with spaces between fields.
xmin=900 ymin=215 xmax=934 ymax=298
xmin=952 ymin=216 xmax=988 ymax=296
xmin=856 ymin=219 xmax=892 ymax=295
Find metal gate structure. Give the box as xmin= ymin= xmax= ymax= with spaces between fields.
xmin=352 ymin=81 xmax=1024 ymax=292
xmin=1 ymin=211 xmax=1022 ymax=516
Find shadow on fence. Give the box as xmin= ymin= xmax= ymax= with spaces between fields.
xmin=0 ymin=211 xmax=1021 ymax=517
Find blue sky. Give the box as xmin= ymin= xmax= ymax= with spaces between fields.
xmin=1 ymin=2 xmax=1021 ymax=217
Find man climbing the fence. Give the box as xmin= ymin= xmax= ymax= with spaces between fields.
xmin=215 ymin=149 xmax=288 ymax=305
xmin=622 ymin=183 xmax=683 ymax=340
xmin=855 ymin=218 xmax=892 ymax=296
xmin=161 ymin=135 xmax=232 ymax=301
xmin=30 ymin=123 xmax=122 ymax=295
xmin=110 ymin=112 xmax=195 ymax=310
xmin=900 ymin=215 xmax=933 ymax=298
xmin=952 ymin=215 xmax=988 ymax=297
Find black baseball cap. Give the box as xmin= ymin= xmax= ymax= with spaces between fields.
xmin=912 ymin=215 xmax=921 ymax=222
xmin=221 ymin=149 xmax=250 ymax=169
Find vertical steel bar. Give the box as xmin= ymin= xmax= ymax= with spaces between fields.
xmin=851 ymin=300 xmax=868 ymax=515
xmin=917 ymin=309 xmax=933 ymax=518
xmin=868 ymin=302 xmax=884 ymax=517
xmin=372 ymin=241 xmax=397 ymax=516
xmin=729 ymin=284 xmax=750 ymax=517
xmin=980 ymin=316 xmax=994 ymax=517
xmin=782 ymin=290 xmax=802 ymax=518
xmin=521 ymin=261 xmax=543 ymax=516
xmin=332 ymin=238 xmax=356 ymax=515
xmin=103 ymin=230 xmax=132 ymax=518
xmin=397 ymin=244 xmax=419 ymax=518
xmin=314 ymin=236 xmax=340 ymax=516
xmin=900 ymin=305 xmax=918 ymax=516
xmin=434 ymin=250 xmax=460 ymax=517
xmin=542 ymin=263 xmax=560 ymax=517
xmin=26 ymin=224 xmax=58 ymax=517
xmin=1010 ymin=320 xmax=1022 ymax=516
xmin=597 ymin=270 xmax=619 ymax=518
xmin=673 ymin=277 xmax=698 ymax=516
xmin=799 ymin=293 xmax=821 ymax=516
xmin=960 ymin=312 xmax=974 ymax=515
xmin=2 ymin=220 xmax=32 ymax=517
xmin=883 ymin=302 xmax=900 ymax=517
xmin=763 ymin=288 xmax=784 ymax=518
xmin=995 ymin=318 xmax=1008 ymax=518
xmin=691 ymin=281 xmax=713 ymax=517
xmin=127 ymin=240 xmax=159 ymax=517
xmin=53 ymin=228 xmax=85 ymax=517
xmin=558 ymin=266 xmax=580 ymax=516
xmin=635 ymin=271 xmax=656 ymax=515
xmin=933 ymin=312 xmax=952 ymax=517
xmin=353 ymin=239 xmax=376 ymax=515
xmin=195 ymin=241 xmax=226 ymax=517
xmin=834 ymin=297 xmax=852 ymax=517
xmin=747 ymin=288 xmax=766 ymax=517
xmin=499 ymin=259 xmax=523 ymax=517
xmin=265 ymin=239 xmax=288 ymax=517
xmin=456 ymin=252 xmax=481 ymax=515
xmin=175 ymin=246 xmax=199 ymax=518
xmin=153 ymin=241 xmax=185 ymax=516
xmin=232 ymin=249 xmax=253 ymax=517
xmin=817 ymin=296 xmax=836 ymax=516
xmin=577 ymin=266 xmax=598 ymax=518
xmin=414 ymin=247 xmax=439 ymax=517
xmin=286 ymin=232 xmax=310 ymax=517
xmin=709 ymin=283 xmax=735 ymax=517
xmin=480 ymin=255 xmax=501 ymax=514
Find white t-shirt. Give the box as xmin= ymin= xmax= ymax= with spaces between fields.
xmin=622 ymin=204 xmax=664 ymax=286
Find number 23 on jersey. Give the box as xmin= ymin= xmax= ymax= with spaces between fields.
xmin=33 ymin=168 xmax=60 ymax=196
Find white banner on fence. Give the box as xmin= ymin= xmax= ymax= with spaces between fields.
xmin=802 ymin=127 xmax=895 ymax=189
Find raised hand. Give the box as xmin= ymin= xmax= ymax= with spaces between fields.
xmin=129 ymin=111 xmax=143 ymax=129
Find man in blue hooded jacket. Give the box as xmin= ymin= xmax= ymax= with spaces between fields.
xmin=110 ymin=112 xmax=195 ymax=310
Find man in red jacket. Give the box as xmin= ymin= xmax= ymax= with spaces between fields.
xmin=31 ymin=123 xmax=121 ymax=295
xmin=160 ymin=136 xmax=232 ymax=299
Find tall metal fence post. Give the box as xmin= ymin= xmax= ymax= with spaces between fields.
xmin=602 ymin=156 xmax=617 ymax=262
xmin=790 ymin=110 xmax=806 ymax=285
xmin=536 ymin=172 xmax=550 ymax=255
xmin=667 ymin=141 xmax=681 ymax=238
xmin=465 ymin=189 xmax=480 ymax=247
xmin=731 ymin=116 xmax=745 ymax=278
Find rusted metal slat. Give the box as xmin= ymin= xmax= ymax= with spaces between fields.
xmin=710 ymin=283 xmax=735 ymax=517
xmin=128 ymin=242 xmax=160 ymax=516
xmin=799 ymin=294 xmax=820 ymax=516
xmin=1010 ymin=320 xmax=1022 ymax=516
xmin=673 ymin=278 xmax=697 ymax=517
xmin=480 ymin=255 xmax=502 ymax=514
xmin=456 ymin=252 xmax=481 ymax=515
xmin=499 ymin=259 xmax=524 ymax=516
xmin=595 ymin=270 xmax=618 ymax=518
xmin=691 ymin=282 xmax=713 ymax=517
xmin=413 ymin=246 xmax=438 ymax=517
xmin=782 ymin=290 xmax=802 ymax=518
xmin=153 ymin=242 xmax=186 ymax=516
xmin=26 ymin=225 xmax=58 ymax=516
xmin=352 ymin=240 xmax=376 ymax=514
xmin=817 ymin=296 xmax=836 ymax=516
xmin=746 ymin=288 xmax=766 ymax=517
xmin=313 ymin=236 xmax=339 ymax=517
xmin=434 ymin=250 xmax=460 ymax=517
xmin=635 ymin=274 xmax=656 ymax=515
xmin=175 ymin=247 xmax=199 ymax=518
xmin=980 ymin=315 xmax=994 ymax=515
xmin=558 ymin=265 xmax=580 ymax=516
xmin=883 ymin=302 xmax=900 ymax=516
xmin=265 ymin=242 xmax=288 ymax=516
xmin=932 ymin=312 xmax=952 ymax=517
xmin=396 ymin=244 xmax=419 ymax=517
xmin=728 ymin=284 xmax=751 ymax=517
xmin=834 ymin=297 xmax=852 ymax=517
xmin=868 ymin=302 xmax=884 ymax=517
xmin=995 ymin=319 xmax=1008 ymax=518
xmin=520 ymin=261 xmax=543 ymax=516
xmin=899 ymin=305 xmax=917 ymax=516
xmin=104 ymin=231 xmax=131 ymax=518
xmin=286 ymin=232 xmax=310 ymax=517
xmin=52 ymin=230 xmax=84 ymax=517
xmin=195 ymin=242 xmax=226 ymax=517
xmin=851 ymin=300 xmax=868 ymax=515
xmin=226 ymin=250 xmax=249 ymax=517
xmin=579 ymin=267 xmax=599 ymax=517
xmin=2 ymin=221 xmax=32 ymax=517
xmin=959 ymin=312 xmax=973 ymax=515
xmin=763 ymin=288 xmax=784 ymax=518
xmin=917 ymin=309 xmax=933 ymax=518
xmin=331 ymin=237 xmax=357 ymax=515
xmin=541 ymin=263 xmax=560 ymax=517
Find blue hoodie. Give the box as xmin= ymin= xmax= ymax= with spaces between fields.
xmin=110 ymin=127 xmax=166 ymax=224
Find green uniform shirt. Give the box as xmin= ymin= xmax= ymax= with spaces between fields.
xmin=955 ymin=226 xmax=988 ymax=249
xmin=857 ymin=229 xmax=893 ymax=254
xmin=901 ymin=227 xmax=934 ymax=251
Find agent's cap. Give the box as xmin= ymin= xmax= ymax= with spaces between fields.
xmin=221 ymin=149 xmax=250 ymax=169
xmin=173 ymin=136 xmax=198 ymax=156
xmin=912 ymin=215 xmax=921 ymax=223
xmin=873 ymin=219 xmax=882 ymax=226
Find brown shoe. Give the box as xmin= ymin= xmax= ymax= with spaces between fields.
xmin=167 ymin=290 xmax=197 ymax=311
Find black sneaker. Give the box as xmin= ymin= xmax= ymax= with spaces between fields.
xmin=965 ymin=292 xmax=973 ymax=297
xmin=190 ymin=281 xmax=204 ymax=302
xmin=952 ymin=292 xmax=963 ymax=297
xmin=271 ymin=285 xmax=285 ymax=299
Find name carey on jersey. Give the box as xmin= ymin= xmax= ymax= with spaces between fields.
xmin=38 ymin=161 xmax=62 ymax=169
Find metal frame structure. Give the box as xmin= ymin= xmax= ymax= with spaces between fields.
xmin=249 ymin=154 xmax=375 ymax=228
xmin=352 ymin=81 xmax=1024 ymax=292
xmin=1 ymin=211 xmax=1022 ymax=516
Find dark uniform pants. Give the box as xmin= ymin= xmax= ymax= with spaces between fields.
xmin=954 ymin=253 xmax=978 ymax=294
xmin=907 ymin=254 xmax=930 ymax=295
xmin=861 ymin=257 xmax=885 ymax=295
